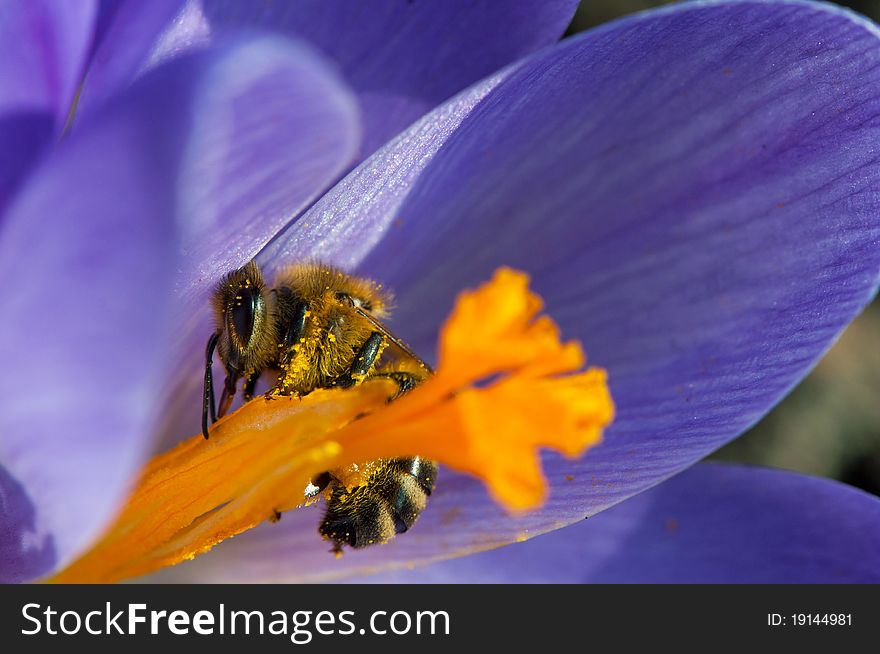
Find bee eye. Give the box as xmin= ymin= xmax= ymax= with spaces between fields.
xmin=230 ymin=286 xmax=260 ymax=346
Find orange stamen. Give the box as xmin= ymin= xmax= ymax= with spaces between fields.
xmin=49 ymin=268 xmax=613 ymax=583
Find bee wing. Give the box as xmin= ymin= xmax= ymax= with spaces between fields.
xmin=352 ymin=306 xmax=434 ymax=374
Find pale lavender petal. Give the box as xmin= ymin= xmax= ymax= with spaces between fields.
xmin=146 ymin=0 xmax=211 ymax=70
xmin=173 ymin=1 xmax=880 ymax=580
xmin=360 ymin=465 xmax=880 ymax=583
xmin=163 ymin=0 xmax=578 ymax=160
xmin=167 ymin=38 xmax=360 ymax=304
xmin=74 ymin=0 xmax=185 ymax=118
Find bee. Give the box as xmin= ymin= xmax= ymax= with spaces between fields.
xmin=202 ymin=260 xmax=437 ymax=551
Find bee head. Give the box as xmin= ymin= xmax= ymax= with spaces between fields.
xmin=203 ymin=261 xmax=279 ymax=438
xmin=211 ymin=261 xmax=276 ymax=380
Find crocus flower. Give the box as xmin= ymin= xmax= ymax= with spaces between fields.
xmin=2 ymin=0 xmax=880 ymax=584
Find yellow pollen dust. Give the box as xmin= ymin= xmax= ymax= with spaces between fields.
xmin=48 ymin=267 xmax=614 ymax=584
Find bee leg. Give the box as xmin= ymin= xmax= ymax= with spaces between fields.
xmin=333 ymin=332 xmax=384 ymax=388
xmin=370 ymin=371 xmax=422 ymax=398
xmin=216 ymin=374 xmax=238 ymax=419
xmin=263 ymin=297 xmax=308 ymax=401
xmin=242 ymin=370 xmax=260 ymax=402
xmin=304 ymin=471 xmax=333 ymax=501
xmin=202 ymin=331 xmax=220 ymax=440
xmin=269 ymin=509 xmax=282 ymax=523
xmin=278 ymin=295 xmax=308 ymax=365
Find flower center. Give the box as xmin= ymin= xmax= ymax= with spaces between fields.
xmin=49 ymin=268 xmax=614 ymax=583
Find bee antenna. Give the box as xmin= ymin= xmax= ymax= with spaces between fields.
xmin=203 ymin=331 xmax=220 ymax=440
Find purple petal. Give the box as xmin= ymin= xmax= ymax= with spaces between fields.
xmin=0 ymin=35 xmax=359 ymax=580
xmin=0 ymin=1 xmax=95 ymax=214
xmin=165 ymin=0 xmax=577 ymax=160
xmin=373 ymin=0 xmax=880 ymax=553
xmin=257 ymin=70 xmax=512 ymax=273
xmin=74 ymin=0 xmax=185 ymax=118
xmin=181 ymin=0 xmax=880 ymax=578
xmin=359 ymin=465 xmax=880 ymax=583
xmin=0 ymin=90 xmax=179 ymax=575
xmin=0 ymin=112 xmax=54 ymax=216
xmin=0 ymin=0 xmax=95 ymax=122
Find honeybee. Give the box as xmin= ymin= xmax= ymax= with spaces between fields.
xmin=202 ymin=261 xmax=437 ymax=551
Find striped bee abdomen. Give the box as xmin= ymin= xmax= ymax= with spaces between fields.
xmin=319 ymin=456 xmax=438 ymax=549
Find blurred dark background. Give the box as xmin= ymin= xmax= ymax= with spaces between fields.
xmin=567 ymin=0 xmax=880 ymax=497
